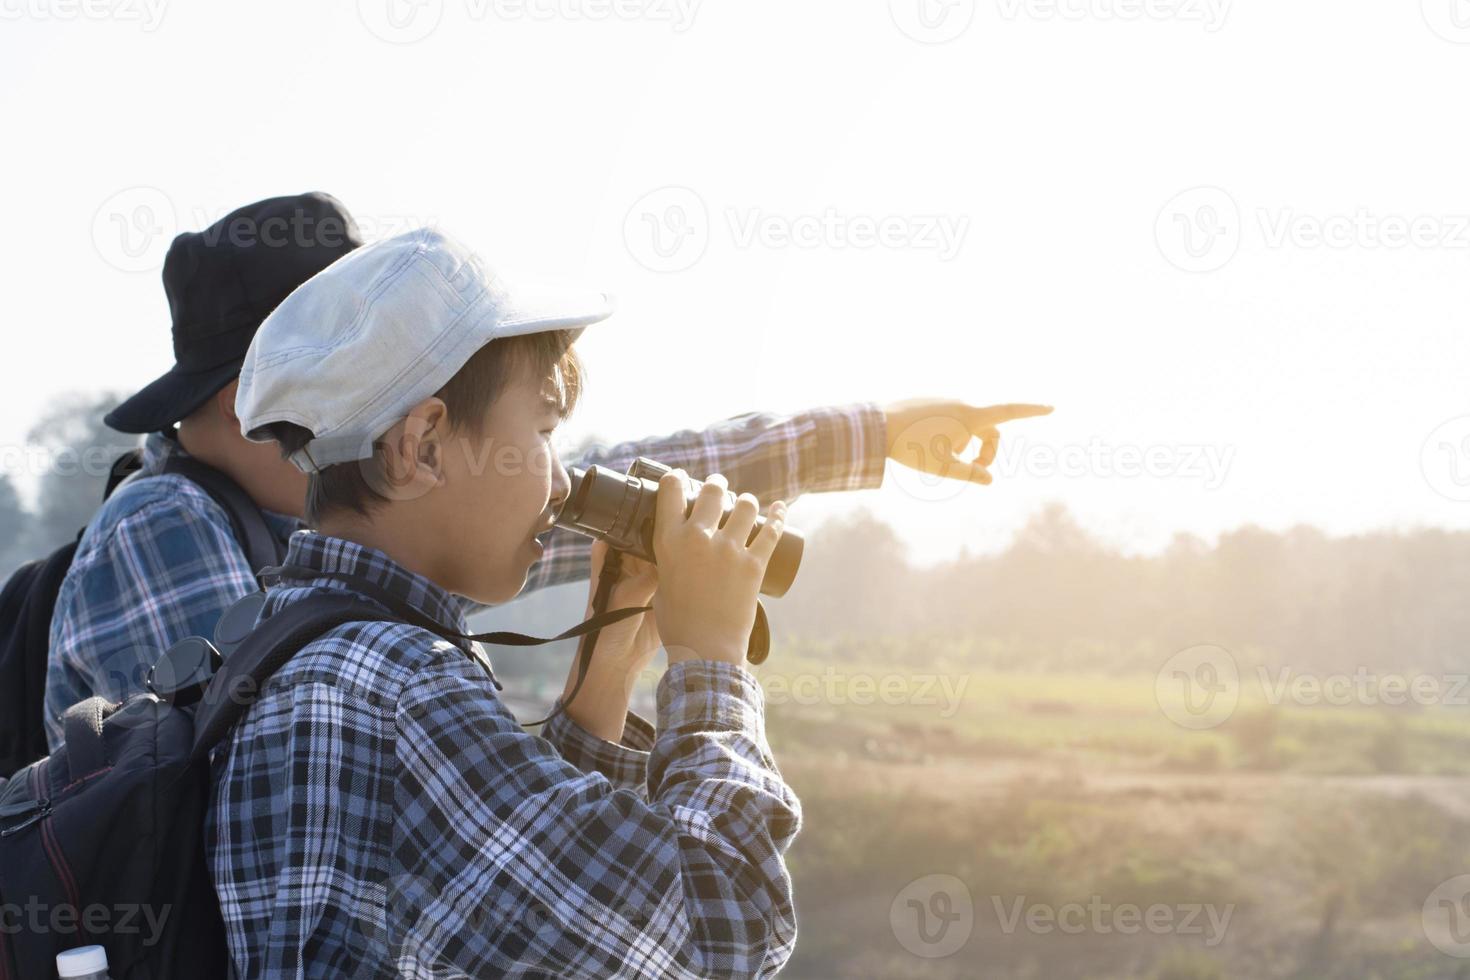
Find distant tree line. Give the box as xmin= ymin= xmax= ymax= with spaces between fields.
xmin=772 ymin=503 xmax=1470 ymax=677
xmin=6 ymin=393 xmax=1462 ymax=681
xmin=0 ymin=393 xmax=133 ymax=579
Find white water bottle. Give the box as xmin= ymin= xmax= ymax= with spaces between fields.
xmin=56 ymin=944 xmax=111 ymax=979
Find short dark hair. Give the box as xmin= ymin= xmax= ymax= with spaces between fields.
xmin=260 ymin=329 xmax=583 ymax=526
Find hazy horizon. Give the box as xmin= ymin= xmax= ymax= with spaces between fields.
xmin=4 ymin=0 xmax=1468 ymax=568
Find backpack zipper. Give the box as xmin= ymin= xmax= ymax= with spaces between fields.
xmin=0 ymin=761 xmax=50 ymax=837
xmin=42 ymin=812 xmax=87 ymax=945
xmin=28 ymin=758 xmax=86 ymax=945
xmin=0 ymin=798 xmax=50 ymax=837
xmin=4 ymin=764 xmax=89 ymax=946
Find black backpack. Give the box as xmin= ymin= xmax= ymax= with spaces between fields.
xmin=0 ymin=591 xmax=397 ymax=980
xmin=0 ymin=451 xmax=283 ymax=779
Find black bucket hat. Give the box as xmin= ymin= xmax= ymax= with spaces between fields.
xmin=105 ymin=192 xmax=363 ymax=434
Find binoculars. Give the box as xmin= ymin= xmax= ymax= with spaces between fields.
xmin=555 ymin=457 xmax=804 ymax=597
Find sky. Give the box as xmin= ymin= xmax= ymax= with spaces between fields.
xmin=2 ymin=0 xmax=1468 ymax=567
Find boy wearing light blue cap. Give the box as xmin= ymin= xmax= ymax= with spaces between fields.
xmin=216 ymin=226 xmax=802 ymax=977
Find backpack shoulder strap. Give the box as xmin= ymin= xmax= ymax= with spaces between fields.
xmin=161 ymin=456 xmax=284 ymax=576
xmin=104 ymin=449 xmax=143 ymax=499
xmin=60 ymin=697 xmax=108 ymax=777
xmin=189 ymin=595 xmax=399 ymax=761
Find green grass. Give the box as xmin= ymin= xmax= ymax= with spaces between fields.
xmin=750 ymin=648 xmax=1470 ymax=977
xmin=757 ymin=648 xmax=1470 ymax=777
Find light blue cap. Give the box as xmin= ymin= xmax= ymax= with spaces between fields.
xmin=236 ymin=226 xmax=613 ymax=472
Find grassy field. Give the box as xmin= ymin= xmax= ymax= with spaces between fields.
xmin=750 ymin=648 xmax=1470 ymax=979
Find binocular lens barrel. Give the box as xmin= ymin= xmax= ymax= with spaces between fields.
xmin=555 ymin=461 xmax=803 ymax=598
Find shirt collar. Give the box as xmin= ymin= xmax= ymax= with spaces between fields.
xmin=275 ymin=530 xmax=472 ymax=643
xmin=140 ymin=430 xmax=302 ymax=541
xmin=139 ymin=430 xmax=176 ymax=474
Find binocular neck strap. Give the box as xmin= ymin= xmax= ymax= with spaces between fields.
xmin=256 ymin=560 xmax=768 ymax=729
xmin=257 ymin=564 xmax=651 ymax=693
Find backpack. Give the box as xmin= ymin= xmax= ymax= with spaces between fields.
xmin=0 ymin=451 xmax=283 ymax=779
xmin=0 ymin=591 xmax=393 ymax=980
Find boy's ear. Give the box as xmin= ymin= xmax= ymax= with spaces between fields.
xmin=372 ymin=397 xmax=448 ymax=502
xmin=215 ymin=379 xmax=241 ymax=423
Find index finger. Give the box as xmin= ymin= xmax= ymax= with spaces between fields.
xmin=969 ymin=403 xmax=1054 ymax=427
xmin=656 ymin=469 xmax=689 ymax=531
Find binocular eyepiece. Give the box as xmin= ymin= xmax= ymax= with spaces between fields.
xmin=554 ymin=457 xmax=804 ymax=597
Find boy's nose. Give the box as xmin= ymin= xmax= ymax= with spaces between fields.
xmin=549 ymin=453 xmax=571 ymax=513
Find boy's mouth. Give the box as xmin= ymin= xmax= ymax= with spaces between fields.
xmin=530 ymin=515 xmax=557 ymax=543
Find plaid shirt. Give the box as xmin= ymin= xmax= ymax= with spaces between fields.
xmin=45 ymin=401 xmax=886 ymax=751
xmin=208 ymin=531 xmax=801 ymax=978
xmin=43 ymin=432 xmax=299 ymax=750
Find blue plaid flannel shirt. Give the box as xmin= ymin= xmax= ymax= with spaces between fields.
xmin=209 ymin=530 xmax=805 ymax=977
xmin=44 ymin=402 xmax=887 ymax=754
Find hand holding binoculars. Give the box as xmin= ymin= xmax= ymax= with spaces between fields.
xmin=554 ymin=456 xmax=804 ymax=597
